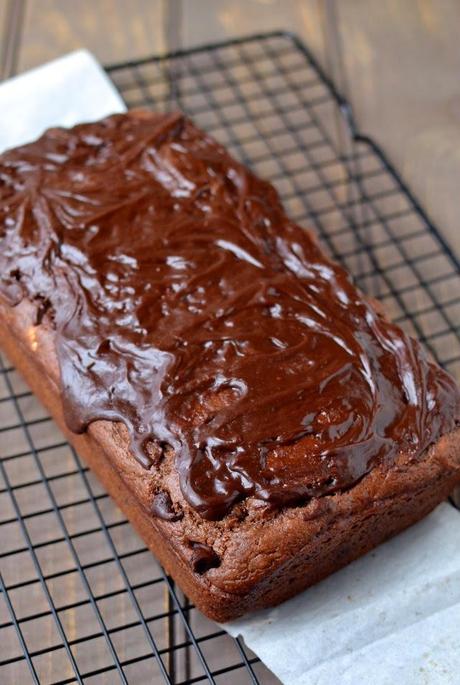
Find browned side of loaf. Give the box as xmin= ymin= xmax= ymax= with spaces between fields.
xmin=2 ymin=291 xmax=460 ymax=622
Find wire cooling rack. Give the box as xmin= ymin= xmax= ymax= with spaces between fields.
xmin=1 ymin=31 xmax=459 ymax=685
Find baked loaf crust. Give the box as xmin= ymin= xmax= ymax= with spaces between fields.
xmin=1 ymin=110 xmax=459 ymax=621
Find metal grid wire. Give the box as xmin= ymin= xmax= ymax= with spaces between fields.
xmin=1 ymin=31 xmax=459 ymax=685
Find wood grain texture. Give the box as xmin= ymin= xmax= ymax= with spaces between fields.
xmin=329 ymin=0 xmax=460 ymax=261
xmin=17 ymin=0 xmax=165 ymax=69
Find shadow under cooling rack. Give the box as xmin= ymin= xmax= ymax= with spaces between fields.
xmin=1 ymin=30 xmax=459 ymax=685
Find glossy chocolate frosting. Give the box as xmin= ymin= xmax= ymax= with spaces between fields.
xmin=1 ymin=112 xmax=459 ymax=519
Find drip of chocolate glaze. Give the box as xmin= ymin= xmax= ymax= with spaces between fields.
xmin=0 ymin=112 xmax=459 ymax=520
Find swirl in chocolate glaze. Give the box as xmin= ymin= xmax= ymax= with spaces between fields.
xmin=0 ymin=113 xmax=459 ymax=519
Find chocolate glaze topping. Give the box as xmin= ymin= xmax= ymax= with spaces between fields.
xmin=1 ymin=113 xmax=459 ymax=519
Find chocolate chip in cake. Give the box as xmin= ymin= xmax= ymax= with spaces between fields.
xmin=34 ymin=294 xmax=52 ymax=326
xmin=151 ymin=490 xmax=183 ymax=521
xmin=189 ymin=541 xmax=221 ymax=574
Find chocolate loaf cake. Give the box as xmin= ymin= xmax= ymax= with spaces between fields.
xmin=1 ymin=110 xmax=459 ymax=621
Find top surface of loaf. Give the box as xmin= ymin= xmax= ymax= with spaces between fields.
xmin=0 ymin=111 xmax=458 ymax=520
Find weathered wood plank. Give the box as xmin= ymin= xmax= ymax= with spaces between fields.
xmin=17 ymin=0 xmax=165 ymax=70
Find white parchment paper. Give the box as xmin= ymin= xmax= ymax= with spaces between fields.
xmin=1 ymin=51 xmax=459 ymax=685
xmin=0 ymin=49 xmax=126 ymax=154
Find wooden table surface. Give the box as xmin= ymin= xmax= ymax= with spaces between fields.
xmin=2 ymin=0 xmax=460 ymax=260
